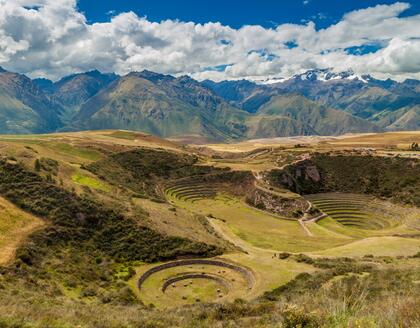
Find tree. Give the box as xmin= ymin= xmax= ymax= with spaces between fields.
xmin=410 ymin=142 xmax=419 ymax=151
xmin=34 ymin=159 xmax=41 ymax=172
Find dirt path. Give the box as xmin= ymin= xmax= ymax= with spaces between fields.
xmin=251 ymin=155 xmax=311 ymax=200
xmin=298 ymin=219 xmax=313 ymax=237
xmin=305 ymin=213 xmax=328 ymax=222
xmin=0 ymin=219 xmax=45 ymax=265
xmin=251 ymin=155 xmax=315 ymax=236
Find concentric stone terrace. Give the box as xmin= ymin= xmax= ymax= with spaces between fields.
xmin=165 ymin=178 xmax=217 ymax=202
xmin=137 ymin=259 xmax=255 ymax=307
xmin=306 ymin=193 xmax=396 ymax=230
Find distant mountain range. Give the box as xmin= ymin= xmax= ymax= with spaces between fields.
xmin=0 ymin=67 xmax=418 ymax=141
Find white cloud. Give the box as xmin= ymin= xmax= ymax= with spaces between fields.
xmin=0 ymin=0 xmax=419 ymax=81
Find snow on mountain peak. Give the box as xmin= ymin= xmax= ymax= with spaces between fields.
xmin=293 ymin=68 xmax=369 ymax=83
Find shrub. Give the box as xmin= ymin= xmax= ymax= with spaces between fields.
xmin=278 ymin=252 xmax=291 ymax=260
xmin=282 ymin=304 xmax=321 ymax=328
xmin=294 ymin=254 xmax=314 ymax=264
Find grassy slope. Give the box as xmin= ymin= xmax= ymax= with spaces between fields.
xmin=0 ymin=91 xmax=42 ymax=134
xmin=72 ymin=170 xmax=111 ymax=192
xmin=257 ymin=94 xmax=379 ymax=135
xmin=132 ymin=198 xmax=228 ymax=247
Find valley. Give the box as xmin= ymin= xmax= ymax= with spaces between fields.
xmin=0 ymin=130 xmax=418 ymax=327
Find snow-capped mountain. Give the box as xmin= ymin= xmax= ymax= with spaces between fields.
xmin=204 ymin=68 xmax=420 ymax=131
xmin=253 ymin=68 xmax=373 ymax=85
xmin=288 ymin=68 xmax=370 ymax=83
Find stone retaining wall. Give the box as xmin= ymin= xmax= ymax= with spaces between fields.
xmin=138 ymin=259 xmax=254 ymax=291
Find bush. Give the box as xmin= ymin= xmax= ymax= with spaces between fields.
xmin=282 ymin=304 xmax=321 ymax=328
xmin=278 ymin=252 xmax=291 ymax=259
xmin=294 ymin=254 xmax=314 ymax=264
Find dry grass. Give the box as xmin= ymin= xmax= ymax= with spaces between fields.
xmin=311 ymin=236 xmax=420 ymax=257
xmin=132 ymin=198 xmax=226 ymax=247
xmin=0 ymin=196 xmax=44 ymax=265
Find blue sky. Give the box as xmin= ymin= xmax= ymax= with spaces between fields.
xmin=78 ymin=0 xmax=418 ymax=29
xmin=0 ymin=1 xmax=419 ymax=81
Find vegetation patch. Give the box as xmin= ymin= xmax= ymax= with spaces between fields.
xmin=45 ymin=142 xmax=103 ymax=161
xmin=71 ymin=171 xmax=110 ymax=192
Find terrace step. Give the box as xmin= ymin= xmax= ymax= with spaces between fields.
xmin=306 ymin=193 xmax=395 ymax=231
xmin=170 ymin=188 xmax=216 ymax=197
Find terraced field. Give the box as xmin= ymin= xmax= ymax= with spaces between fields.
xmin=165 ymin=178 xmax=217 ymax=202
xmin=134 ymin=259 xmax=255 ymax=307
xmin=305 ymin=193 xmax=397 ymax=230
xmin=159 ymin=189 xmax=420 ymax=308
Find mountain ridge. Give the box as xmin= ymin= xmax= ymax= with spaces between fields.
xmin=0 ymin=67 xmax=418 ymax=140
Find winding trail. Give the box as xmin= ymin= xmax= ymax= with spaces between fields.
xmin=251 ymin=154 xmax=316 ymax=236
xmin=298 ymin=219 xmax=314 ymax=237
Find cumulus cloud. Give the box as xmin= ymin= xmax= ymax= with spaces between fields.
xmin=0 ymin=0 xmax=419 ymax=81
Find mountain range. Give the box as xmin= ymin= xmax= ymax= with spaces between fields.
xmin=0 ymin=66 xmax=418 ymax=141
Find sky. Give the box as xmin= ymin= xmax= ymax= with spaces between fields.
xmin=0 ymin=0 xmax=419 ymax=81
xmin=78 ymin=0 xmax=419 ymax=29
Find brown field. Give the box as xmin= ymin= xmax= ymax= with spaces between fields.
xmin=200 ymin=131 xmax=420 ymax=153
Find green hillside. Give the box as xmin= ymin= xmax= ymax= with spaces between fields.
xmin=257 ymin=95 xmax=380 ymax=135
xmin=0 ymin=91 xmax=43 ymax=134
xmin=68 ymin=73 xmax=249 ymax=141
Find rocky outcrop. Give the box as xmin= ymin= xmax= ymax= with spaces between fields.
xmin=245 ymin=189 xmax=307 ymax=218
xmin=267 ymin=160 xmax=324 ymax=194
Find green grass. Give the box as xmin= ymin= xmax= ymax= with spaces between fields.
xmin=168 ymin=194 xmax=350 ymax=252
xmin=46 ymin=142 xmax=103 ymax=161
xmin=71 ymin=171 xmax=111 ymax=192
xmin=108 ymin=131 xmax=140 ymax=140
xmin=0 ymin=138 xmax=103 ymax=162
